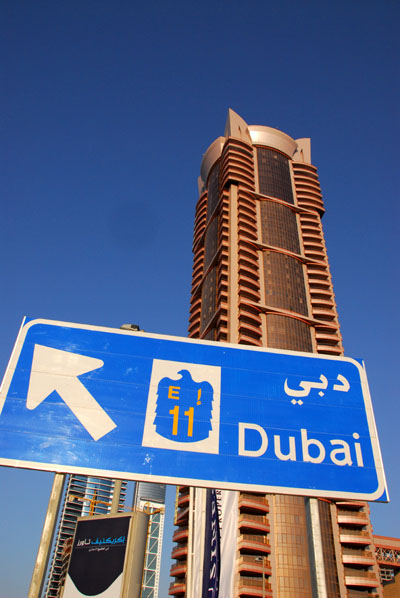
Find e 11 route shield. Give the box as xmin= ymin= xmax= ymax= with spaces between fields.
xmin=0 ymin=318 xmax=388 ymax=501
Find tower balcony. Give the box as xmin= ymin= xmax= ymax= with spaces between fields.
xmin=239 ymin=253 xmax=260 ymax=269
xmin=337 ymin=510 xmax=368 ymax=526
xmin=340 ymin=530 xmax=372 ymax=546
xmin=300 ymin=213 xmax=320 ymax=225
xmin=307 ymin=271 xmax=330 ymax=282
xmin=238 ymin=534 xmax=271 ymax=554
xmin=295 ymin=185 xmax=322 ymax=199
xmin=221 ymin=165 xmax=255 ymax=191
xmin=347 ymin=591 xmax=379 ymax=598
xmin=238 ymin=576 xmax=272 ymax=597
xmin=310 ymin=296 xmax=335 ymax=308
xmin=303 ymin=239 xmax=325 ymax=250
xmin=238 ymin=286 xmax=261 ymax=303
xmin=344 ymin=568 xmax=380 ymax=588
xmin=239 ymin=493 xmax=269 ymax=514
xmin=172 ymin=527 xmax=188 ymax=543
xmin=238 ymin=331 xmax=263 ymax=346
xmin=295 ymin=181 xmax=322 ymax=195
xmin=177 ymin=490 xmax=190 ymax=507
xmin=238 ymin=513 xmax=270 ymax=534
xmin=304 ymin=248 xmax=326 ymax=260
xmin=292 ymin=162 xmax=319 ymax=174
xmin=310 ymin=286 xmax=332 ymax=296
xmin=315 ymin=322 xmax=339 ymax=333
xmin=302 ymin=227 xmax=322 ymax=238
xmin=238 ymin=228 xmax=258 ymax=242
xmin=296 ymin=194 xmax=325 ymax=214
xmin=237 ymin=555 xmax=271 ymax=576
xmin=188 ymin=323 xmax=201 ymax=338
xmin=192 ymin=245 xmax=205 ymax=264
xmin=193 ymin=215 xmax=207 ymax=238
xmin=171 ymin=544 xmax=188 ymax=560
xmin=294 ymin=175 xmax=321 ymax=186
xmin=175 ymin=506 xmax=189 ymax=525
xmin=312 ymin=308 xmax=337 ymax=321
xmin=170 ymin=562 xmax=187 ymax=578
xmin=239 ymin=221 xmax=258 ymax=237
xmin=222 ymin=157 xmax=255 ymax=181
xmin=337 ymin=501 xmax=366 ymax=509
xmin=189 ymin=294 xmax=202 ymax=311
xmin=168 ymin=581 xmax=186 ymax=596
xmin=308 ymin=279 xmax=332 ymax=290
xmin=193 ymin=221 xmax=206 ymax=244
xmin=307 ymin=269 xmax=330 ymax=280
xmin=239 ymin=262 xmax=260 ymax=280
xmin=239 ymin=204 xmax=257 ymax=220
xmin=316 ymin=338 xmax=342 ymax=350
xmin=303 ymin=235 xmax=324 ymax=246
xmin=342 ymin=548 xmax=375 ymax=566
xmin=191 ymin=270 xmax=203 ymax=290
xmin=317 ymin=344 xmax=343 ymax=356
xmin=239 ymin=272 xmax=261 ymax=288
xmin=238 ymin=192 xmax=257 ymax=210
xmin=238 ymin=319 xmax=263 ymax=337
xmin=315 ymin=331 xmax=341 ymax=342
xmin=301 ymin=216 xmax=321 ymax=226
xmin=238 ymin=309 xmax=262 ymax=330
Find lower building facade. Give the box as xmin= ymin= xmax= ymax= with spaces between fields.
xmin=375 ymin=536 xmax=400 ymax=598
xmin=133 ymin=482 xmax=166 ymax=598
xmin=170 ymin=110 xmax=383 ymax=597
xmin=44 ymin=475 xmax=127 ymax=597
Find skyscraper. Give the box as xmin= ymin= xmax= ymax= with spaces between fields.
xmin=170 ymin=110 xmax=383 ymax=597
xmin=44 ymin=475 xmax=127 ymax=597
xmin=133 ymin=482 xmax=166 ymax=598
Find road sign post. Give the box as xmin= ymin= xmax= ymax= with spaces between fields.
xmin=28 ymin=473 xmax=66 ymax=598
xmin=0 ymin=317 xmax=388 ymax=501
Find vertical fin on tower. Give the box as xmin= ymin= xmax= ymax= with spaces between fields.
xmin=224 ymin=109 xmax=252 ymax=144
xmin=293 ymin=138 xmax=312 ymax=164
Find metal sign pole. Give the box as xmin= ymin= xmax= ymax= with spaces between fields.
xmin=28 ymin=473 xmax=66 ymax=598
xmin=110 ymin=479 xmax=122 ymax=514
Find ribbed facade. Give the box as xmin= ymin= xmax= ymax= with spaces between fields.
xmin=44 ymin=475 xmax=127 ymax=598
xmin=170 ymin=110 xmax=382 ymax=597
xmin=133 ymin=483 xmax=166 ymax=598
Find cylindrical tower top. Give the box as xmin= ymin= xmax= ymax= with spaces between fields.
xmin=199 ymin=109 xmax=310 ymax=189
xmin=248 ymin=124 xmax=298 ymax=157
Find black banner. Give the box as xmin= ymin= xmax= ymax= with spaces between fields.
xmin=66 ymin=516 xmax=130 ymax=596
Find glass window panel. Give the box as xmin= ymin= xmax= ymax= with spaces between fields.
xmin=206 ymin=163 xmax=220 ymax=220
xmin=257 ymin=147 xmax=294 ymax=204
xmin=204 ymin=216 xmax=219 ymax=269
xmin=148 ymin=538 xmax=158 ymax=553
xmin=318 ymin=501 xmax=340 ymax=598
xmin=260 ymin=201 xmax=300 ymax=254
xmin=263 ymin=251 xmax=309 ymax=315
xmin=200 ymin=267 xmax=217 ymax=333
xmin=267 ymin=314 xmax=313 ymax=352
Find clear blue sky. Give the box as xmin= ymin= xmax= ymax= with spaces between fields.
xmin=1 ymin=1 xmax=399 ymax=596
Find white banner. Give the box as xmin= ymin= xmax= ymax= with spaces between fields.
xmin=217 ymin=490 xmax=238 ymax=597
xmin=191 ymin=487 xmax=206 ymax=596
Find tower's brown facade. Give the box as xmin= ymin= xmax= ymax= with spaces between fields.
xmin=169 ymin=110 xmax=382 ymax=598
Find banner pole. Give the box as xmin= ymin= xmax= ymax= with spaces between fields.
xmin=28 ymin=473 xmax=66 ymax=598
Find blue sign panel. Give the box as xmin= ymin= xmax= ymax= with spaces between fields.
xmin=0 ymin=318 xmax=388 ymax=501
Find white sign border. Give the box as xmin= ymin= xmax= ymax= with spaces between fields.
xmin=0 ymin=317 xmax=389 ymax=502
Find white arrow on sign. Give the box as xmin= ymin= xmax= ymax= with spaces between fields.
xmin=27 ymin=344 xmax=117 ymax=441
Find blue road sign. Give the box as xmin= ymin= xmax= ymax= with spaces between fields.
xmin=0 ymin=318 xmax=388 ymax=501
